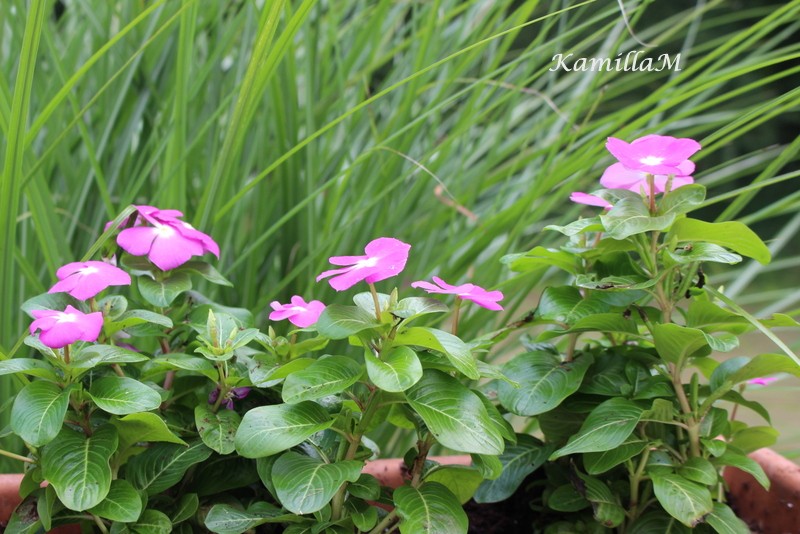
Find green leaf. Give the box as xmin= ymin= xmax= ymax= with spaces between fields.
xmin=89 ymin=377 xmax=162 ymax=415
xmin=172 ymin=493 xmax=199 ymax=524
xmin=470 ymin=454 xmax=503 ymax=480
xmin=41 ymin=425 xmax=118 ymax=511
xmin=652 ymin=324 xmax=711 ymax=366
xmin=127 ymin=509 xmax=172 ymax=534
xmin=127 ymin=440 xmax=212 ymax=495
xmin=147 ymin=353 xmax=218 ymax=380
xmin=550 ymin=398 xmax=643 ymax=459
xmin=364 ymin=345 xmax=423 ymax=392
xmin=10 ymin=381 xmax=69 ymax=446
xmin=394 ymin=482 xmax=467 ymax=534
xmin=667 ymin=242 xmax=742 ymax=265
xmin=395 ymin=327 xmax=479 ymax=380
xmin=711 ymin=354 xmax=800 ymax=391
xmin=88 ymin=479 xmax=142 ymax=522
xmin=577 ymin=472 xmax=626 ymax=528
xmin=678 ymin=457 xmax=718 ymax=485
xmin=501 ymin=246 xmax=579 ymax=274
xmin=281 ymin=355 xmax=362 ymax=403
xmin=353 ymin=291 xmax=391 ymax=315
xmin=705 ymin=502 xmax=750 ymax=534
xmin=347 ymin=498 xmax=379 ymax=532
xmin=545 ymin=217 xmax=604 ymax=236
xmin=659 ymin=184 xmax=706 ymax=216
xmin=348 ymin=474 xmax=380 ymax=500
xmin=314 ymin=305 xmax=379 ymax=339
xmin=498 ymin=351 xmax=593 ymax=416
xmin=405 ymin=370 xmax=504 ymax=455
xmin=668 ymin=218 xmax=771 ymax=264
xmin=629 ymin=512 xmax=692 ymax=534
xmin=235 ymin=402 xmax=333 ymax=458
xmin=272 ymin=451 xmax=362 ymax=514
xmin=547 ymin=484 xmax=589 ymax=512
xmin=425 ymin=465 xmax=484 ymax=504
xmin=177 ymin=260 xmax=233 ymax=286
xmin=536 ymin=286 xmax=608 ymax=324
xmin=651 ymin=474 xmax=714 ymax=527
xmin=584 ymin=438 xmax=647 ymax=475
xmin=0 ymin=358 xmax=58 ymax=380
xmin=71 ymin=344 xmax=149 ymax=369
xmin=538 ymin=313 xmax=640 ymax=340
xmin=713 ymin=451 xmax=769 ymax=489
xmin=729 ymin=426 xmax=778 ymax=453
xmin=601 ymin=196 xmax=677 ymax=239
xmin=473 ymin=434 xmax=552 ymax=503
xmin=204 ymin=502 xmax=296 ymax=534
xmin=391 ymin=297 xmax=449 ymax=320
xmin=111 ymin=412 xmax=188 ymax=448
xmin=195 ymin=404 xmax=241 ymax=454
xmin=106 ymin=310 xmax=173 ymax=335
xmin=138 ymin=272 xmax=192 ymax=307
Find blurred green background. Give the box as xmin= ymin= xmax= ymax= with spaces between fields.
xmin=1 ymin=0 xmax=799 ymax=465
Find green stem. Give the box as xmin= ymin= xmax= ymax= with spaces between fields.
xmin=62 ymin=345 xmax=70 ymax=365
xmin=671 ymin=364 xmax=701 ymax=457
xmin=91 ymin=514 xmax=109 ymax=534
xmin=369 ymin=283 xmax=382 ymax=322
xmin=331 ymin=388 xmax=383 ymax=521
xmin=410 ymin=434 xmax=435 ymax=487
xmin=0 ymin=447 xmax=33 ymax=464
xmin=628 ymin=447 xmax=651 ymax=521
xmin=369 ymin=509 xmax=398 ymax=534
xmin=646 ymin=174 xmax=656 ymax=214
xmin=451 ymin=298 xmax=462 ymax=336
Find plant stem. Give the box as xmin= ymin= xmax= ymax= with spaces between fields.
xmin=91 ymin=514 xmax=109 ymax=534
xmin=410 ymin=434 xmax=435 ymax=487
xmin=62 ymin=345 xmax=70 ymax=365
xmin=369 ymin=283 xmax=382 ymax=322
xmin=369 ymin=509 xmax=398 ymax=534
xmin=331 ymin=388 xmax=383 ymax=521
xmin=646 ymin=174 xmax=656 ymax=214
xmin=0 ymin=448 xmax=33 ymax=464
xmin=671 ymin=364 xmax=700 ymax=457
xmin=451 ymin=298 xmax=462 ymax=336
xmin=628 ymin=447 xmax=651 ymax=521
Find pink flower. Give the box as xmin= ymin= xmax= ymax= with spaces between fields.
xmin=115 ymin=206 xmax=219 ymax=271
xmin=600 ymin=163 xmax=694 ymax=194
xmin=48 ymin=261 xmax=131 ymax=300
xmin=570 ymin=192 xmax=613 ymax=209
xmin=317 ymin=237 xmax=411 ymax=291
xmin=208 ymin=387 xmax=251 ymax=410
xmin=748 ymin=377 xmax=779 ymax=386
xmin=605 ymin=135 xmax=701 ymax=176
xmin=411 ymin=276 xmax=504 ymax=311
xmin=29 ymin=305 xmax=104 ymax=349
xmin=269 ymin=296 xmax=326 ymax=328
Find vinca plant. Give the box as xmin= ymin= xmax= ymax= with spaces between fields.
xmin=494 ymin=134 xmax=800 ymax=533
xmin=1 ymin=205 xmax=517 ymax=533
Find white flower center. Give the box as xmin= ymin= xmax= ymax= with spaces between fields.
xmin=639 ymin=155 xmax=664 ymax=166
xmin=78 ymin=266 xmax=99 ymax=276
xmin=56 ymin=313 xmax=78 ymax=324
xmin=154 ymin=224 xmax=176 ymax=238
xmin=290 ymin=306 xmax=306 ymax=313
xmin=355 ymin=257 xmax=378 ymax=269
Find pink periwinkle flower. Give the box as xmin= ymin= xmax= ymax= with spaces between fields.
xmin=605 ymin=134 xmax=701 ymax=176
xmin=208 ymin=387 xmax=251 ymax=410
xmin=600 ymin=163 xmax=694 ymax=194
xmin=411 ymin=276 xmax=504 ymax=311
xmin=748 ymin=377 xmax=779 ymax=386
xmin=570 ymin=192 xmax=613 ymax=210
xmin=316 ymin=237 xmax=411 ymax=291
xmin=48 ymin=261 xmax=131 ymax=300
xmin=29 ymin=305 xmax=104 ymax=349
xmin=269 ymin=296 xmax=326 ymax=328
xmin=115 ymin=205 xmax=219 ymax=271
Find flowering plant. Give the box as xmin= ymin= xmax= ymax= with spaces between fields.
xmin=1 ymin=207 xmax=517 ymax=532
xmin=497 ymin=134 xmax=800 ymax=532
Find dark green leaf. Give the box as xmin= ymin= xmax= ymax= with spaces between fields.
xmin=195 ymin=404 xmax=240 ymax=454
xmin=10 ymin=381 xmax=69 ymax=446
xmin=282 ymin=355 xmax=362 ymax=403
xmin=501 ymin=246 xmax=579 ymax=274
xmin=315 ymin=305 xmax=379 ymax=339
xmin=584 ymin=438 xmax=647 ymax=475
xmin=127 ymin=509 xmax=172 ymax=534
xmin=138 ymin=272 xmax=192 ymax=307
xmin=178 ymin=260 xmax=233 ymax=286
xmin=706 ymin=502 xmax=750 ymax=534
xmin=394 ymin=327 xmax=479 ymax=380
xmin=127 ymin=441 xmax=212 ymax=495
xmin=41 ymin=426 xmax=118 ymax=511
xmin=348 ymin=474 xmax=380 ymax=500
xmin=425 ymin=465 xmax=483 ymax=504
xmin=473 ymin=435 xmax=552 ymax=503
xmin=651 ymin=474 xmax=713 ymax=527
xmin=204 ymin=502 xmax=296 ymax=534
xmin=668 ymin=218 xmax=770 ymax=264
xmin=391 ymin=297 xmax=449 ymax=320
xmin=0 ymin=358 xmax=58 ymax=380
xmin=601 ymin=196 xmax=676 ymax=239
xmin=88 ymin=479 xmax=142 ymax=522
xmin=576 ymin=471 xmax=625 ymax=527
xmin=667 ymin=243 xmax=741 ymax=265
xmin=551 ymin=398 xmax=643 ymax=459
xmin=547 ymin=484 xmax=589 ymax=512
xmin=235 ymin=402 xmax=333 ymax=458
xmin=111 ymin=412 xmax=187 ymax=449
xmin=677 ymin=457 xmax=718 ymax=486
xmin=272 ymin=451 xmax=362 ymax=514
xmin=364 ymin=345 xmax=423 ymax=392
xmin=172 ymin=493 xmax=199 ymax=524
xmin=394 ymin=482 xmax=467 ymax=534
xmin=498 ymin=351 xmax=593 ymax=416
xmin=71 ymin=344 xmax=149 ymax=369
xmin=89 ymin=377 xmax=162 ymax=415
xmin=713 ymin=451 xmax=769 ymax=489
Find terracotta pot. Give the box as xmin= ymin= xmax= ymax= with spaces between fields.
xmin=0 ymin=474 xmax=81 ymax=533
xmin=724 ymin=448 xmax=800 ymax=534
xmin=362 ymin=454 xmax=472 ymax=488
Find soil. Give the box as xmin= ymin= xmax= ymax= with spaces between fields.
xmin=464 ymin=475 xmax=541 ymax=533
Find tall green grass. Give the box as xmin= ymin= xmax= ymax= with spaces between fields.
xmin=1 ymin=0 xmax=799 ymax=465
